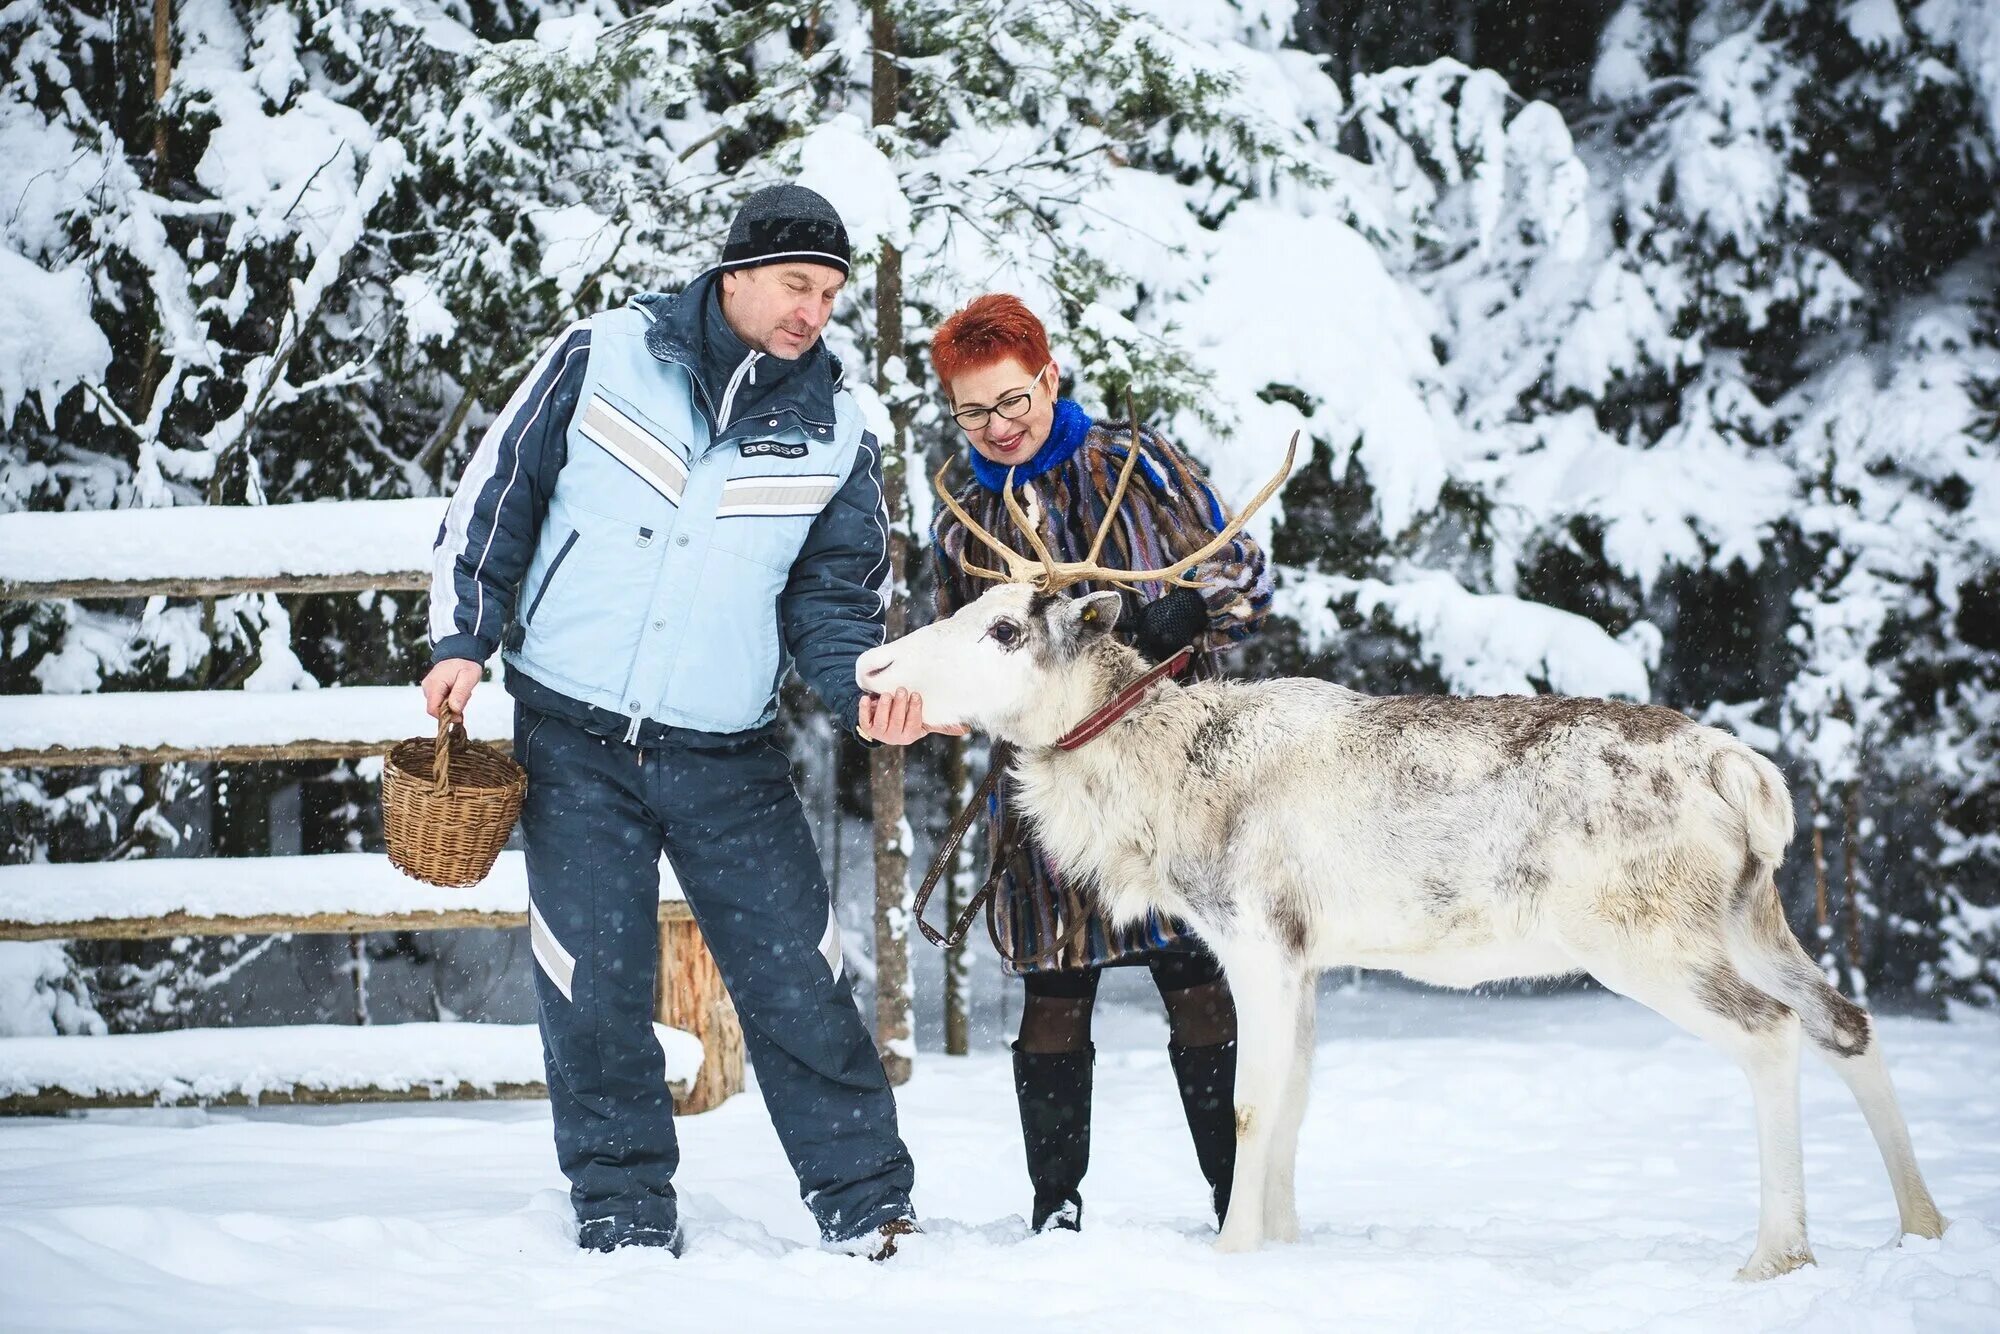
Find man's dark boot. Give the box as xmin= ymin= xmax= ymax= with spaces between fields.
xmin=578 ymin=1216 xmax=685 ymax=1256
xmin=1013 ymin=1043 xmax=1093 ymax=1232
xmin=1170 ymin=1038 xmax=1237 ymax=1227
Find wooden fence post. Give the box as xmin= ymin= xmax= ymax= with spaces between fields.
xmin=655 ymin=907 xmax=745 ymax=1114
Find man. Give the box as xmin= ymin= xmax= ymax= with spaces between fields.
xmin=424 ymin=185 xmax=922 ymax=1260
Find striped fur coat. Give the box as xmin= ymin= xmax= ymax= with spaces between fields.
xmin=932 ymin=408 xmax=1273 ymax=974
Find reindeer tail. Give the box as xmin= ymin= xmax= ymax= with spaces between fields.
xmin=1710 ymin=744 xmax=1794 ymax=871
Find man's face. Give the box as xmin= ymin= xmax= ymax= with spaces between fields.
xmin=719 ymin=263 xmax=846 ymax=360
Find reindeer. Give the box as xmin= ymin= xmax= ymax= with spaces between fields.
xmin=857 ymin=432 xmax=1947 ymax=1278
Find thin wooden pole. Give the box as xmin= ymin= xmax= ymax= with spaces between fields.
xmin=1842 ymin=782 xmax=1865 ymax=995
xmin=943 ymin=736 xmax=972 ymax=1055
xmin=867 ymin=0 xmax=914 ymax=1087
xmin=151 ymin=0 xmax=172 ymax=184
xmin=1810 ymin=786 xmax=1831 ymax=961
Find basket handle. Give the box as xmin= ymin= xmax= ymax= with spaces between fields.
xmin=433 ymin=702 xmax=468 ymax=796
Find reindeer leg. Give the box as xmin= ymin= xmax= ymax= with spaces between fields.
xmin=1731 ymin=910 xmax=1947 ymax=1242
xmin=1588 ymin=955 xmax=1813 ymax=1280
xmin=1263 ymin=976 xmax=1317 ymax=1244
xmin=1213 ymin=945 xmax=1305 ymax=1253
xmin=1729 ymin=1013 xmax=1812 ymax=1280
xmin=1810 ymin=1028 xmax=1947 ymax=1242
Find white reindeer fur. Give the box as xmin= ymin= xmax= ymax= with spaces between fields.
xmin=856 ymin=583 xmax=1947 ymax=1277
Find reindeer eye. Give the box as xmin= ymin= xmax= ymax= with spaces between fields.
xmin=988 ymin=620 xmax=1021 ymax=648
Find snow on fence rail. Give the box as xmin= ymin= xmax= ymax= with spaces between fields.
xmin=0 ymin=683 xmax=511 ymax=769
xmin=0 ymin=1023 xmax=550 ymax=1113
xmin=0 ymin=892 xmax=740 ymax=1116
xmin=0 ymin=498 xmax=444 ymax=600
xmin=0 ymin=1021 xmax=703 ymax=1114
xmin=0 ymin=499 xmax=745 ymax=1114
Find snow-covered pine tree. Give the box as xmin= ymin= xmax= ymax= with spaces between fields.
xmin=1269 ymin=0 xmax=2000 ymax=1004
xmin=1766 ymin=0 xmax=2000 ymax=1004
xmin=1574 ymin=0 xmax=1999 ymax=1001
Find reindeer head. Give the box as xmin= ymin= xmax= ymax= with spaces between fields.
xmin=855 ymin=584 xmax=1131 ymax=746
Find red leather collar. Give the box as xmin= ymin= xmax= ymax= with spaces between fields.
xmin=1054 ymin=647 xmax=1194 ymax=752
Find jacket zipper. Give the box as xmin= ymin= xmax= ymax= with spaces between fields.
xmin=716 ymin=350 xmax=761 ymax=431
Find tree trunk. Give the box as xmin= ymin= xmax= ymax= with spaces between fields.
xmin=656 ymin=911 xmax=747 ymax=1114
xmin=868 ymin=1 xmax=914 ymax=1086
xmin=868 ymin=661 xmax=912 ymax=1084
xmin=139 ymin=0 xmax=173 ymax=424
xmin=151 ymin=0 xmax=172 ymax=181
xmin=1842 ymin=781 xmax=1865 ymax=996
xmin=943 ymin=736 xmax=973 ymax=1055
xmin=1810 ymin=785 xmax=1831 ymax=955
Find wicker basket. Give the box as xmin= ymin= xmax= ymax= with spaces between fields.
xmin=382 ymin=703 xmax=527 ymax=888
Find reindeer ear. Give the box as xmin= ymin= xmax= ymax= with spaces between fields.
xmin=1070 ymin=590 xmax=1124 ymax=638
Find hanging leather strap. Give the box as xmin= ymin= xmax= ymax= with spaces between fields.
xmin=911 ymin=749 xmax=1102 ymax=971
xmin=982 ymin=878 xmax=1094 ymax=970
xmin=914 ymin=761 xmax=1004 ymax=951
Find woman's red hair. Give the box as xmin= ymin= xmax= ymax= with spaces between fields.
xmin=929 ymin=294 xmax=1052 ymax=388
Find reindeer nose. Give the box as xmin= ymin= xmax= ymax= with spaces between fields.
xmin=860 ymin=658 xmax=892 ymax=685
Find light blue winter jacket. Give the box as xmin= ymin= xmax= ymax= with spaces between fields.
xmin=428 ymin=274 xmax=888 ymax=742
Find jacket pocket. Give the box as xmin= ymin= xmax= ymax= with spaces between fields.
xmin=594 ymin=385 xmax=693 ymax=458
xmin=573 ymin=391 xmax=691 ymax=521
xmin=517 ymin=512 xmax=656 ymax=695
xmin=709 ymin=472 xmax=841 ymax=571
xmin=523 ymin=529 xmax=580 ymax=626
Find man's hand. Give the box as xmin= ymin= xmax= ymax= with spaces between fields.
xmin=422 ymin=658 xmax=484 ymax=721
xmin=858 ymin=689 xmax=969 ymax=746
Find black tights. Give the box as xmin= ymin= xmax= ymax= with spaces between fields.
xmin=1017 ymin=948 xmax=1236 ymax=1054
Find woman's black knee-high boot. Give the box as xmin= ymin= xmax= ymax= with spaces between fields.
xmin=1170 ymin=1038 xmax=1237 ymax=1226
xmin=1012 ymin=1043 xmax=1093 ymax=1232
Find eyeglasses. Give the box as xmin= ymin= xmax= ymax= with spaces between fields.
xmin=950 ymin=365 xmax=1050 ymax=432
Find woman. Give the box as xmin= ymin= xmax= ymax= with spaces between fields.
xmin=927 ymin=294 xmax=1273 ymax=1233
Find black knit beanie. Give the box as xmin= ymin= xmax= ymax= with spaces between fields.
xmin=719 ymin=184 xmax=851 ymax=277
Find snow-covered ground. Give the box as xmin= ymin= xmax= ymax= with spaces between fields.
xmin=1 ymin=988 xmax=1994 ymax=1332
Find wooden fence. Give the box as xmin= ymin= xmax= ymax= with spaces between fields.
xmin=0 ymin=499 xmax=743 ymax=1114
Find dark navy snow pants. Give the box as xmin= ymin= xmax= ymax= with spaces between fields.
xmin=513 ymin=700 xmax=915 ymax=1243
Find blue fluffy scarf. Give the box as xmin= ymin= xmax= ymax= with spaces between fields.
xmin=967 ymin=397 xmax=1093 ymax=491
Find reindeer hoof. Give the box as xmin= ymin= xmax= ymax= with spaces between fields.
xmin=1901 ymin=1210 xmax=1949 ymax=1242
xmin=1735 ymin=1247 xmax=1815 ymax=1281
xmin=1214 ymin=1228 xmax=1265 ymax=1254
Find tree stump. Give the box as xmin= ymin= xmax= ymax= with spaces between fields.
xmin=655 ymin=904 xmax=745 ymax=1114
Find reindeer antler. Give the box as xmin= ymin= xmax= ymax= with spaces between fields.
xmin=931 ymin=462 xmax=1046 ymax=584
xmin=1085 ymin=397 xmax=1151 ymax=572
xmin=932 ymin=405 xmax=1298 ymax=596
xmin=1069 ymin=429 xmax=1297 ymax=591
